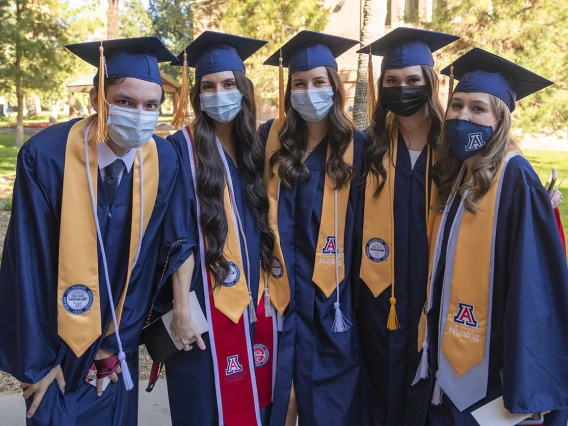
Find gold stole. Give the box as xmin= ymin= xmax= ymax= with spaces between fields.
xmin=264 ymin=119 xmax=354 ymax=314
xmin=58 ymin=115 xmax=158 ymax=357
xmin=211 ymin=174 xmax=251 ymax=324
xmin=360 ymin=127 xmax=437 ymax=329
xmin=417 ymin=152 xmax=516 ymax=375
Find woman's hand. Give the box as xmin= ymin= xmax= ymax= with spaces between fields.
xmin=170 ymin=307 xmax=206 ymax=352
xmin=550 ymin=188 xmax=563 ymax=210
xmin=21 ymin=364 xmax=65 ymax=418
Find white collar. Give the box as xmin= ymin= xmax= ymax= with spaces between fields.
xmin=97 ymin=142 xmax=136 ymax=173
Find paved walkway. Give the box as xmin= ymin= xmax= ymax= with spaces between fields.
xmin=0 ymin=380 xmax=171 ymax=426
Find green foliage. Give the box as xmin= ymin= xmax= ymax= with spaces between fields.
xmin=216 ymin=0 xmax=329 ymax=103
xmin=0 ymin=0 xmax=68 ymax=99
xmin=148 ymin=0 xmax=194 ymax=80
xmin=120 ymin=0 xmax=153 ymax=38
xmin=427 ymin=0 xmax=568 ymax=133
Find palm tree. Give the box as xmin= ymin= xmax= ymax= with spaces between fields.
xmin=107 ymin=0 xmax=119 ymax=40
xmin=352 ymin=0 xmax=387 ymax=130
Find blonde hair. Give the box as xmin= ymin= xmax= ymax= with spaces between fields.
xmin=433 ymin=94 xmax=518 ymax=214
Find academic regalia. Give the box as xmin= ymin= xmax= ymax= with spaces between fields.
xmin=160 ymin=31 xmax=269 ymax=426
xmin=407 ymin=156 xmax=568 ymax=426
xmin=410 ymin=49 xmax=568 ymax=426
xmin=0 ymin=37 xmax=193 ymax=426
xmin=263 ymin=31 xmax=366 ymax=426
xmin=0 ymin=119 xmax=192 ymax=426
xmin=356 ymin=134 xmax=430 ymax=425
xmin=354 ymin=28 xmax=458 ymax=426
xmin=161 ymin=130 xmax=262 ymax=426
xmin=258 ymin=120 xmax=368 ymax=426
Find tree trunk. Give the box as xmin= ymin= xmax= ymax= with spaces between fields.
xmin=14 ymin=0 xmax=24 ymax=147
xmin=353 ymin=0 xmax=388 ymax=130
xmin=107 ymin=0 xmax=119 ymax=40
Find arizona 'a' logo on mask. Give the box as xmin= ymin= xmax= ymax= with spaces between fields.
xmin=453 ymin=302 xmax=478 ymax=328
xmin=466 ymin=132 xmax=485 ymax=151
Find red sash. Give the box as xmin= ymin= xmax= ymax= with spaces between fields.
xmin=554 ymin=208 xmax=566 ymax=255
xmin=253 ymin=301 xmax=277 ymax=409
xmin=184 ymin=127 xmax=261 ymax=426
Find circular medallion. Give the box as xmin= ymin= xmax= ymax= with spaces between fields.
xmin=271 ymin=257 xmax=283 ymax=279
xmin=365 ymin=238 xmax=389 ymax=263
xmin=253 ymin=344 xmax=269 ymax=367
xmin=223 ymin=262 xmax=241 ymax=287
xmin=62 ymin=285 xmax=94 ymax=315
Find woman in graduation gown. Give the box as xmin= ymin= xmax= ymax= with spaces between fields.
xmin=409 ymin=48 xmax=568 ymax=426
xmin=259 ymin=31 xmax=367 ymax=426
xmin=157 ymin=32 xmax=275 ymax=426
xmin=355 ymin=28 xmax=458 ymax=426
xmin=0 ymin=38 xmax=194 ymax=426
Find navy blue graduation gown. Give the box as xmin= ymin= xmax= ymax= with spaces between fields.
xmin=259 ymin=120 xmax=366 ymax=426
xmin=406 ymin=155 xmax=568 ymax=426
xmin=356 ymin=135 xmax=431 ymax=426
xmin=161 ymin=130 xmax=263 ymax=426
xmin=0 ymin=119 xmax=193 ymax=426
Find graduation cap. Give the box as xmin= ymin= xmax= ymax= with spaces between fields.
xmin=66 ymin=37 xmax=177 ymax=142
xmin=171 ymin=31 xmax=268 ymax=128
xmin=263 ymin=30 xmax=358 ymax=129
xmin=441 ymin=48 xmax=553 ymax=112
xmin=358 ymin=27 xmax=459 ymax=71
xmin=357 ymin=28 xmax=459 ymax=124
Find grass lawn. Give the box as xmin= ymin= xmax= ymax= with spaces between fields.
xmin=523 ymin=149 xmax=568 ymax=242
xmin=0 ymin=113 xmax=174 ymax=126
xmin=0 ymin=133 xmax=22 ymax=199
xmin=0 ymin=114 xmax=52 ymax=127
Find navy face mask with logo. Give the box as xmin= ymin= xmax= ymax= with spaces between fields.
xmin=444 ymin=119 xmax=495 ymax=161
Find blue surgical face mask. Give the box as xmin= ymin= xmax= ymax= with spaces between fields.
xmin=106 ymin=103 xmax=159 ymax=150
xmin=200 ymin=90 xmax=243 ymax=123
xmin=290 ymin=87 xmax=334 ymax=122
xmin=444 ymin=119 xmax=496 ymax=161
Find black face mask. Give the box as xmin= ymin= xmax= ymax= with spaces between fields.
xmin=381 ymin=85 xmax=429 ymax=117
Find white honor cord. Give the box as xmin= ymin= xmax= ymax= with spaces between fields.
xmin=84 ymin=119 xmax=144 ymax=391
xmin=331 ymin=187 xmax=351 ymax=333
xmin=215 ymin=139 xmax=255 ymax=322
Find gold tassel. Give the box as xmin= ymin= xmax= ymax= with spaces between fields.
xmin=367 ymin=47 xmax=376 ymax=126
xmin=278 ymin=48 xmax=285 ymax=130
xmin=447 ymin=64 xmax=455 ymax=106
xmin=172 ymin=50 xmax=190 ymax=129
xmin=96 ymin=41 xmax=108 ymax=143
xmin=387 ymin=296 xmax=400 ymax=330
xmin=387 ymin=140 xmax=399 ymax=331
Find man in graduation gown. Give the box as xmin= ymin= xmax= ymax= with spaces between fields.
xmin=0 ymin=37 xmax=194 ymax=426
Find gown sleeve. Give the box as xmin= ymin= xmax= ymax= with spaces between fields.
xmin=502 ymin=183 xmax=568 ymax=414
xmin=257 ymin=119 xmax=274 ymax=145
xmin=0 ymin=144 xmax=66 ymax=384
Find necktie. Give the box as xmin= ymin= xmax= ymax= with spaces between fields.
xmin=103 ymin=158 xmax=124 ymax=205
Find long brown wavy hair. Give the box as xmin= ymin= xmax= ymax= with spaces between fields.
xmin=366 ymin=65 xmax=444 ymax=196
xmin=269 ymin=66 xmax=355 ymax=189
xmin=190 ymin=71 xmax=274 ymax=286
xmin=433 ymin=94 xmax=516 ymax=214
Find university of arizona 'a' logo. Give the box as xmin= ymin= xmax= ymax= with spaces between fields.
xmin=453 ymin=302 xmax=478 ymax=327
xmin=322 ymin=236 xmax=338 ymax=254
xmin=466 ymin=132 xmax=485 ymax=151
xmin=225 ymin=355 xmax=243 ymax=375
